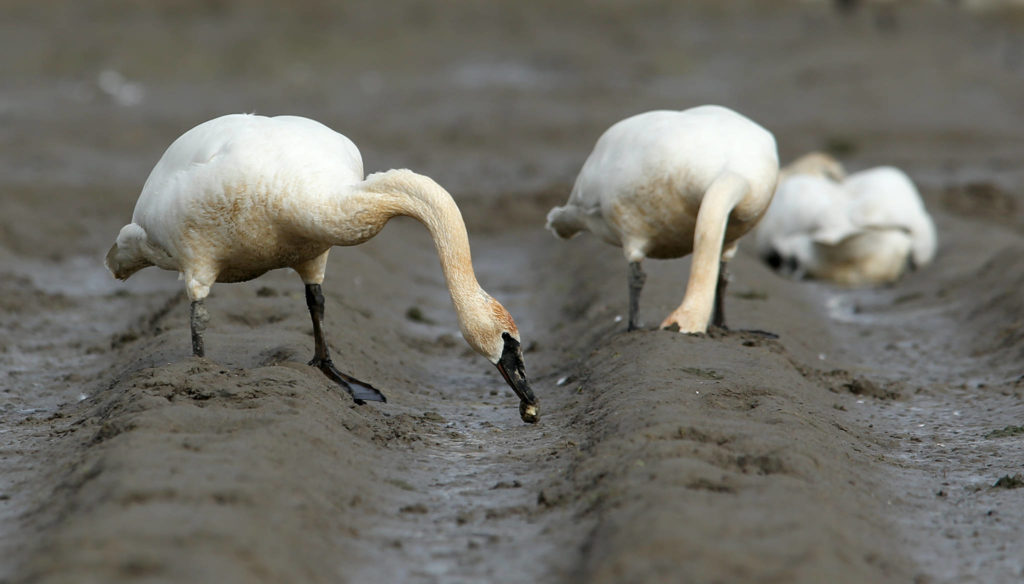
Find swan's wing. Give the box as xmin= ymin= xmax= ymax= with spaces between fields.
xmin=844 ymin=167 xmax=937 ymax=266
xmin=756 ymin=175 xmax=853 ymax=251
xmin=131 ymin=114 xmax=366 ymax=251
xmin=271 ymin=115 xmax=363 ymax=181
xmin=130 ymin=115 xmax=260 ymax=230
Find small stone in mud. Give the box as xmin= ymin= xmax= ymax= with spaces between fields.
xmin=399 ymin=503 xmax=429 ymax=514
xmin=681 ymin=367 xmax=723 ymax=380
xmin=537 ymin=489 xmax=556 ymax=507
xmin=844 ymin=378 xmax=899 ymax=400
xmin=405 ymin=306 xmax=435 ymax=324
xmin=520 ymin=402 xmax=539 ymax=424
xmin=421 ymin=411 xmax=446 ymax=423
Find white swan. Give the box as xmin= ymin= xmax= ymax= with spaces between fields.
xmin=753 ymin=152 xmax=937 ymax=286
xmin=546 ymin=105 xmax=779 ymax=333
xmin=105 ymin=114 xmax=538 ymax=423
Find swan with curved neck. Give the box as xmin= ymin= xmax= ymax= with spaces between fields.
xmin=105 ymin=114 xmax=538 ymax=423
xmin=546 ymin=105 xmax=779 ymax=333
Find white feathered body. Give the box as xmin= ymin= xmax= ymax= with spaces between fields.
xmin=104 ymin=113 xmax=538 ymax=417
xmin=546 ymin=105 xmax=779 ymax=262
xmin=106 ymin=114 xmax=388 ymax=287
xmin=843 ymin=166 xmax=937 ymax=268
xmin=755 ymin=164 xmax=937 ymax=286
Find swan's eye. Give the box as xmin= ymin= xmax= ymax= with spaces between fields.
xmin=501 ymin=332 xmax=521 ymax=354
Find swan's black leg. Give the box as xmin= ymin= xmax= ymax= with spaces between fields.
xmin=712 ymin=262 xmax=779 ymax=338
xmin=712 ymin=259 xmax=728 ymax=329
xmin=627 ymin=261 xmax=646 ymax=331
xmin=190 ymin=299 xmax=209 ymax=357
xmin=304 ymin=283 xmax=387 ymax=404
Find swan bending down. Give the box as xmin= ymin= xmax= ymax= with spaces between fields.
xmin=753 ymin=152 xmax=937 ymax=286
xmin=105 ymin=114 xmax=538 ymax=423
xmin=546 ymin=105 xmax=779 ymax=333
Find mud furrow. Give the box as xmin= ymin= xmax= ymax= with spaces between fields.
xmin=0 ymin=259 xmax=180 ymax=582
xmin=10 ymin=204 xmax=1023 ymax=584
xmin=797 ymin=215 xmax=1024 ymax=583
xmin=11 ymin=220 xmax=589 ymax=584
xmin=5 ymin=215 xmax=928 ymax=583
xmin=8 ymin=207 xmax=1024 ymax=584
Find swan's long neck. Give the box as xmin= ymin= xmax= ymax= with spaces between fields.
xmin=343 ymin=169 xmax=484 ymax=317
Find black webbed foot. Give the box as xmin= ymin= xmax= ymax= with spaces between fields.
xmin=309 ymin=357 xmax=387 ymax=404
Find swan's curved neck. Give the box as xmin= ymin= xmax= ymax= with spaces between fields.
xmin=345 ymin=169 xmax=484 ymax=313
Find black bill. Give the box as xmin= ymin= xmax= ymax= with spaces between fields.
xmin=495 ymin=332 xmax=539 ymax=423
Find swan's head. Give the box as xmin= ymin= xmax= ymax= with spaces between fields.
xmin=461 ymin=294 xmax=538 ymax=423
xmin=763 ymin=236 xmax=813 ymax=280
xmin=783 ymin=152 xmax=847 ymax=182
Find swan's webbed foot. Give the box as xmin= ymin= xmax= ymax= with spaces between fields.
xmin=302 ymin=282 xmax=387 ymax=404
xmin=309 ymin=356 xmax=387 ymax=404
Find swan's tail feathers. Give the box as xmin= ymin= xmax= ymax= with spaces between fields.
xmin=105 ymin=223 xmax=154 ymax=280
xmin=545 ymin=205 xmax=585 ymax=239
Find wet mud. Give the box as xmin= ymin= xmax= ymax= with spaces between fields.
xmin=3 ymin=2 xmax=1024 ymax=583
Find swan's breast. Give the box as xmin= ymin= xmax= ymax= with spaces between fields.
xmin=601 ymin=171 xmax=769 ymax=259
xmin=601 ymin=173 xmax=703 ymax=259
xmin=176 ymin=179 xmax=331 ymax=282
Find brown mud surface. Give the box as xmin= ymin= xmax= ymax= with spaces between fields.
xmin=2 ymin=2 xmax=1024 ymax=583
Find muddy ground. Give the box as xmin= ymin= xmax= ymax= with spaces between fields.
xmin=2 ymin=1 xmax=1024 ymax=582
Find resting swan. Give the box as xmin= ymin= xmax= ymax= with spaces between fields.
xmin=546 ymin=105 xmax=779 ymax=333
xmin=753 ymin=152 xmax=937 ymax=286
xmin=105 ymin=114 xmax=539 ymax=423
